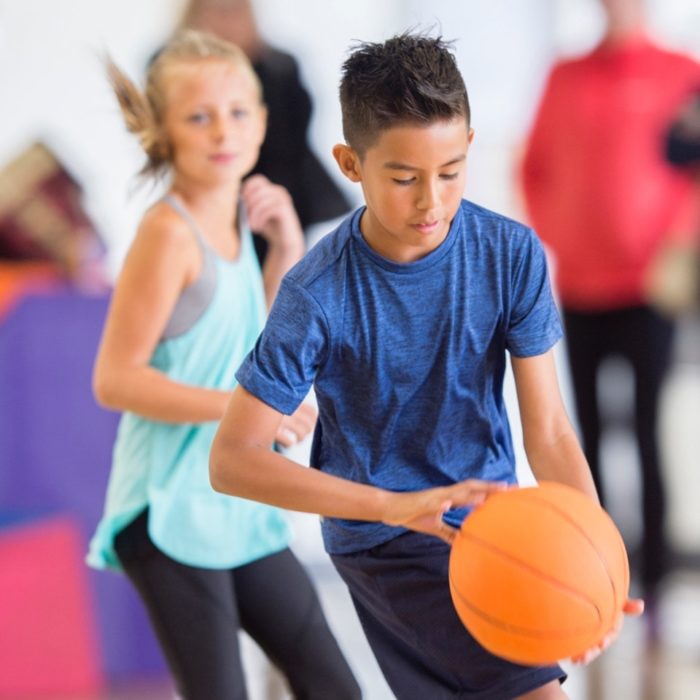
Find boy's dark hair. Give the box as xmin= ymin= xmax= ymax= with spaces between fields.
xmin=339 ymin=32 xmax=470 ymax=155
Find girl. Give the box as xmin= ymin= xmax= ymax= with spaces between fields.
xmin=88 ymin=30 xmax=361 ymax=700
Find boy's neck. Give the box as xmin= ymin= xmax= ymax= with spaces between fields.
xmin=358 ymin=208 xmax=454 ymax=265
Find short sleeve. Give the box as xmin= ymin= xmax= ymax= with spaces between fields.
xmin=236 ymin=277 xmax=328 ymax=414
xmin=506 ymin=228 xmax=562 ymax=357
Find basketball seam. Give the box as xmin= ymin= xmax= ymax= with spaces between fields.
xmin=451 ymin=531 xmax=603 ymax=636
xmin=448 ymin=570 xmax=596 ymax=639
xmin=521 ymin=493 xmax=620 ymax=613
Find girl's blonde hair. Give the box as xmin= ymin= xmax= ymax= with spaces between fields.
xmin=107 ymin=29 xmax=262 ymax=178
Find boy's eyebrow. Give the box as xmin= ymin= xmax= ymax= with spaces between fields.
xmin=383 ymin=155 xmax=466 ymax=170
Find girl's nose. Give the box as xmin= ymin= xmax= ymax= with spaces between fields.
xmin=210 ymin=115 xmax=227 ymax=142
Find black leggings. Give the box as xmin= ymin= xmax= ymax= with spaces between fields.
xmin=562 ymin=305 xmax=675 ymax=591
xmin=114 ymin=510 xmax=362 ymax=700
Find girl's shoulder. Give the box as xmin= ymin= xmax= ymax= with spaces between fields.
xmin=123 ymin=200 xmax=200 ymax=279
xmin=132 ymin=200 xmax=200 ymax=257
xmin=140 ymin=199 xmax=193 ymax=242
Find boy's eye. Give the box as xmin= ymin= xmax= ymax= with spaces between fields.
xmin=232 ymin=108 xmax=249 ymax=120
xmin=392 ymin=177 xmax=415 ymax=186
xmin=188 ymin=113 xmax=209 ymax=124
xmin=440 ymin=172 xmax=459 ymax=181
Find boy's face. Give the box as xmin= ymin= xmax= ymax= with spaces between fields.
xmin=334 ymin=118 xmax=473 ymax=263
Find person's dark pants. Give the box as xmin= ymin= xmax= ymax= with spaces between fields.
xmin=114 ymin=510 xmax=361 ymax=700
xmin=563 ymin=304 xmax=675 ymax=593
xmin=331 ymin=532 xmax=565 ymax=700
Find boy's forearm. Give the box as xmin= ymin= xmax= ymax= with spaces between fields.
xmin=526 ymin=431 xmax=599 ymax=503
xmin=209 ymin=439 xmax=390 ymax=521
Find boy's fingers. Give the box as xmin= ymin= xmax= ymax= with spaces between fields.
xmin=623 ymin=598 xmax=645 ymax=616
xmin=571 ymin=647 xmax=601 ymax=665
xmin=440 ymin=525 xmax=459 ymax=545
xmin=451 ymin=480 xmax=511 ymax=505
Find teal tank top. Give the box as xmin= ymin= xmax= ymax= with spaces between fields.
xmin=88 ymin=197 xmax=291 ymax=571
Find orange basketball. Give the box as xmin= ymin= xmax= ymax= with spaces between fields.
xmin=448 ymin=481 xmax=629 ymax=666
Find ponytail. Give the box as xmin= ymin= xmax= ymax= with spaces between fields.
xmin=105 ymin=58 xmax=169 ymax=178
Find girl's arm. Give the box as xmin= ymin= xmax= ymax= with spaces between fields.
xmin=93 ymin=208 xmax=231 ymax=423
xmin=510 ymin=349 xmax=598 ymax=500
xmin=241 ymin=174 xmax=305 ymax=307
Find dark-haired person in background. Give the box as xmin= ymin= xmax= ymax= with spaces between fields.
xmin=667 ymin=89 xmax=700 ymax=168
xmin=178 ymin=0 xmax=351 ymax=264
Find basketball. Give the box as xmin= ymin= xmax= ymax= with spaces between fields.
xmin=448 ymin=481 xmax=629 ymax=666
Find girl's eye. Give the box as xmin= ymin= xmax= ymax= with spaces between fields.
xmin=188 ymin=113 xmax=208 ymax=124
xmin=232 ymin=108 xmax=249 ymax=120
xmin=392 ymin=178 xmax=415 ymax=186
xmin=440 ymin=172 xmax=459 ymax=181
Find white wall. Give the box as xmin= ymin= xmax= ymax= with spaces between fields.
xmin=2 ymin=0 xmax=698 ymax=272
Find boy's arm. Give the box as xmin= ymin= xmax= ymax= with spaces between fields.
xmin=210 ymin=386 xmax=388 ymax=518
xmin=210 ymin=386 xmax=506 ymax=542
xmin=510 ymin=349 xmax=598 ymax=501
xmin=512 ymin=349 xmax=644 ymax=663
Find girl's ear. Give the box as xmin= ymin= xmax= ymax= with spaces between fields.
xmin=332 ymin=143 xmax=362 ymax=182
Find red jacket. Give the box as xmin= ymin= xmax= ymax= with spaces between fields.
xmin=521 ymin=36 xmax=700 ymax=310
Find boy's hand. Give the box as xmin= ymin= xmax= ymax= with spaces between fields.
xmin=241 ymin=175 xmax=304 ymax=251
xmin=381 ymin=480 xmax=510 ymax=544
xmin=570 ymin=598 xmax=645 ymax=665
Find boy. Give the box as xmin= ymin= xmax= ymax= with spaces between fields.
xmin=210 ymin=33 xmax=641 ymax=699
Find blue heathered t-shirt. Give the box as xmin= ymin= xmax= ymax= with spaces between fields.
xmin=236 ymin=200 xmax=562 ymax=555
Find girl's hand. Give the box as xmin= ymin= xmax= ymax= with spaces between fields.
xmin=241 ymin=174 xmax=304 ymax=252
xmin=275 ymin=401 xmax=317 ymax=448
xmin=381 ymin=480 xmax=510 ymax=544
xmin=570 ymin=598 xmax=645 ymax=665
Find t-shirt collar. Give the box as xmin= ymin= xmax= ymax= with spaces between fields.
xmin=350 ymin=205 xmax=462 ymax=274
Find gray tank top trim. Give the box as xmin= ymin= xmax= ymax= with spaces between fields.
xmin=160 ymin=194 xmax=218 ymax=340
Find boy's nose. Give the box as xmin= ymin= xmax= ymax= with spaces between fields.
xmin=416 ymin=181 xmax=440 ymax=211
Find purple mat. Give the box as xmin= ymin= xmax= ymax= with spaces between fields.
xmin=0 ymin=289 xmax=166 ymax=681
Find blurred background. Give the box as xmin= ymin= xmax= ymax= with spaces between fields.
xmin=0 ymin=1 xmax=698 ymax=698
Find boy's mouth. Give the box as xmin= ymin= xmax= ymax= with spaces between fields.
xmin=411 ymin=220 xmax=440 ymax=234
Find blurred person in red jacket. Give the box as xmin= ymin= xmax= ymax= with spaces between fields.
xmin=521 ymin=0 xmax=700 ymax=644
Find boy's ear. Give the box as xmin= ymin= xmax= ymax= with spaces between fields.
xmin=332 ymin=143 xmax=362 ymax=182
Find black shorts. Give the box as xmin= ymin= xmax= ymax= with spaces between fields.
xmin=331 ymin=531 xmax=566 ymax=700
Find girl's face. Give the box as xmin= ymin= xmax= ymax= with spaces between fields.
xmin=162 ymin=58 xmax=266 ymax=188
